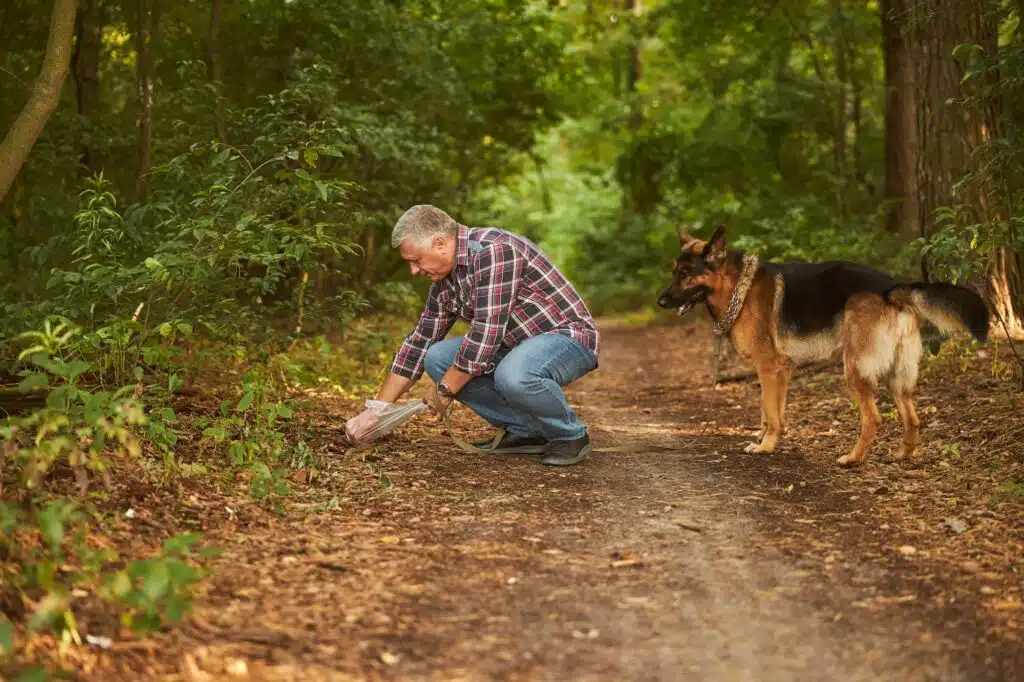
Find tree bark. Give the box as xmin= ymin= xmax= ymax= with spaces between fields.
xmin=203 ymin=0 xmax=228 ymax=143
xmin=73 ymin=0 xmax=103 ymax=172
xmin=0 ymin=0 xmax=79 ymax=204
xmin=832 ymin=0 xmax=849 ymax=215
xmin=988 ymin=247 xmax=1024 ymax=338
xmin=909 ymin=0 xmax=977 ymax=280
xmin=882 ymin=0 xmax=920 ymax=237
xmin=625 ymin=0 xmax=642 ymax=98
xmin=909 ymin=0 xmax=1023 ymax=335
xmin=133 ymin=0 xmax=161 ymax=200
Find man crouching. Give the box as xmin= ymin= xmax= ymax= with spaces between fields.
xmin=374 ymin=205 xmax=600 ymax=466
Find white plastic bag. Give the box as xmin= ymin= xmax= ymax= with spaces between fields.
xmin=344 ymin=399 xmax=429 ymax=446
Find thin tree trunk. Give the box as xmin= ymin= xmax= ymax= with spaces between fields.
xmin=133 ymin=0 xmax=161 ymax=200
xmin=0 ymin=0 xmax=79 ymax=203
xmin=203 ymin=0 xmax=227 ymax=143
xmin=832 ymin=0 xmax=849 ymax=216
xmin=849 ymin=2 xmax=863 ymax=194
xmin=882 ymin=0 xmax=919 ymax=237
xmin=73 ymin=0 xmax=102 ymax=172
xmin=625 ymin=0 xmax=642 ymax=99
xmin=360 ymin=229 xmax=376 ymax=290
xmin=530 ymin=151 xmax=552 ymax=213
xmin=988 ymin=247 xmax=1024 ymax=338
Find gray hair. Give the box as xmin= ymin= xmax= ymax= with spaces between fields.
xmin=391 ymin=204 xmax=459 ymax=248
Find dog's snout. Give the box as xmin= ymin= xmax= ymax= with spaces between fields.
xmin=658 ymin=295 xmax=670 ymax=308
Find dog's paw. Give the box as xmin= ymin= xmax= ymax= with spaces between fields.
xmin=744 ymin=442 xmax=774 ymax=454
xmin=892 ymin=445 xmax=917 ymax=461
xmin=837 ymin=453 xmax=863 ymax=467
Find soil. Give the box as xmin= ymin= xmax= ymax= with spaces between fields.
xmin=9 ymin=319 xmax=1024 ymax=681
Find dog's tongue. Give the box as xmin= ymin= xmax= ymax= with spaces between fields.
xmin=677 ymin=301 xmax=695 ymax=317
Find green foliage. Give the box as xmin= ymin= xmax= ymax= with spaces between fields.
xmin=196 ymin=369 xmax=297 ymax=468
xmin=0 ymin=496 xmax=217 ymax=646
xmin=471 ymin=0 xmax=919 ymax=313
xmin=4 ymin=320 xmax=146 ymax=493
xmin=102 ymin=533 xmax=220 ymax=633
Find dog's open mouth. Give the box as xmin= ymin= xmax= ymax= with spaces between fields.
xmin=676 ymin=301 xmax=697 ymax=317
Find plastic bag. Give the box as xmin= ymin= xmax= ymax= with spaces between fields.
xmin=344 ymin=399 xmax=430 ymax=446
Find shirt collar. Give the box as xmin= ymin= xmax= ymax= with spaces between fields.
xmin=454 ymin=224 xmax=471 ymax=269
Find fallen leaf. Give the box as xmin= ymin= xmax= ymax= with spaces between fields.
xmin=898 ymin=545 xmax=917 ymax=556
xmin=380 ymin=651 xmax=401 ymax=665
xmin=939 ymin=517 xmax=969 ymax=534
xmin=674 ymin=518 xmax=702 ymax=533
xmin=610 ymin=550 xmax=644 ymax=568
xmin=379 ymin=536 xmax=401 ymax=544
xmin=225 ymin=659 xmax=249 ymax=677
xmin=572 ymin=628 xmax=600 ymax=639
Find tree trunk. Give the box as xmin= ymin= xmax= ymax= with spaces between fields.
xmin=133 ymin=0 xmax=161 ymax=200
xmin=881 ymin=0 xmax=919 ymax=237
xmin=832 ymin=0 xmax=849 ymax=215
xmin=73 ymin=0 xmax=103 ymax=172
xmin=909 ymin=0 xmax=1023 ymax=335
xmin=625 ymin=0 xmax=642 ymax=98
xmin=203 ymin=0 xmax=228 ymax=143
xmin=988 ymin=248 xmax=1024 ymax=338
xmin=0 ymin=0 xmax=79 ymax=204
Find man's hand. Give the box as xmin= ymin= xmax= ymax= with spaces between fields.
xmin=431 ymin=366 xmax=473 ymax=417
xmin=431 ymin=389 xmax=454 ymax=416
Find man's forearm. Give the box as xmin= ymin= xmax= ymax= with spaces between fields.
xmin=438 ymin=366 xmax=474 ymax=395
xmin=376 ymin=372 xmax=417 ymax=402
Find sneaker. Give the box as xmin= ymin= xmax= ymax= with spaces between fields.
xmin=541 ymin=431 xmax=592 ymax=466
xmin=472 ymin=432 xmax=549 ymax=455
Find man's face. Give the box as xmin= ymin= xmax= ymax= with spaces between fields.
xmin=399 ymin=236 xmax=455 ymax=282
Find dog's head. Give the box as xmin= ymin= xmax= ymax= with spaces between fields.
xmin=657 ymin=224 xmax=729 ymax=317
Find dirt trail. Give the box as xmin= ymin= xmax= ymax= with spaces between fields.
xmin=79 ymin=320 xmax=1021 ymax=681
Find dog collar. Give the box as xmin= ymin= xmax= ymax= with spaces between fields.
xmin=711 ymin=253 xmax=760 ymax=338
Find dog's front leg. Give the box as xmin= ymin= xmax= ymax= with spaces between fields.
xmin=745 ymin=363 xmax=783 ymax=454
xmin=757 ymin=402 xmax=767 ymax=442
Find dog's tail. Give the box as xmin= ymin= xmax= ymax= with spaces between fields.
xmin=885 ymin=282 xmax=989 ymax=342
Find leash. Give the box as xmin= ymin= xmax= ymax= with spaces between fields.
xmin=709 ymin=253 xmax=760 ymax=389
xmin=433 ymin=385 xmax=692 ymax=455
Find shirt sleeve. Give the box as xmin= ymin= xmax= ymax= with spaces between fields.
xmin=390 ymin=283 xmax=457 ymax=381
xmin=453 ymin=241 xmax=523 ymax=375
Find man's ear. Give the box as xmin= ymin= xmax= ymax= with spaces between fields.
xmin=702 ymin=225 xmax=728 ymax=267
xmin=432 ymin=234 xmax=447 ymax=250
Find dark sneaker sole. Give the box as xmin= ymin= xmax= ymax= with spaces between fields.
xmin=486 ymin=444 xmax=548 ymax=455
xmin=541 ymin=442 xmax=592 ymax=466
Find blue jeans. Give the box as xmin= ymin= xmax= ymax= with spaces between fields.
xmin=424 ymin=333 xmax=597 ymax=441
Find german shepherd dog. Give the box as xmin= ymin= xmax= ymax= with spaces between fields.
xmin=657 ymin=225 xmax=989 ymax=466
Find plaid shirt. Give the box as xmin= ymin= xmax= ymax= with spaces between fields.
xmin=390 ymin=225 xmax=599 ymax=380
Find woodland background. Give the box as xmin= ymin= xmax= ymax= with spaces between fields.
xmin=1 ymin=0 xmax=1023 ymax=678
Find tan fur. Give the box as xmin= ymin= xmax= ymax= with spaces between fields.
xmin=888 ymin=289 xmax=968 ymax=334
xmin=713 ymin=271 xmax=925 ymax=467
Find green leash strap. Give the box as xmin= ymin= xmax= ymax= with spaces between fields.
xmin=436 ymin=386 xmax=689 ymax=455
xmin=712 ymin=333 xmax=722 ymax=390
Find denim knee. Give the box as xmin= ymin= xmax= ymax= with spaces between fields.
xmin=494 ymin=363 xmax=533 ymax=400
xmin=423 ymin=344 xmax=449 ymax=382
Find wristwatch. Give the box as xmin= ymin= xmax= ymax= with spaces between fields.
xmin=437 ymin=381 xmax=454 ymax=398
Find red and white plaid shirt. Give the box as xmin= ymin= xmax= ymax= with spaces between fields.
xmin=390 ymin=225 xmax=599 ymax=380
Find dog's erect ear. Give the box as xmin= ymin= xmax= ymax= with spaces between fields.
xmin=677 ymin=224 xmax=702 ymax=253
xmin=703 ymin=224 xmax=728 ymax=267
